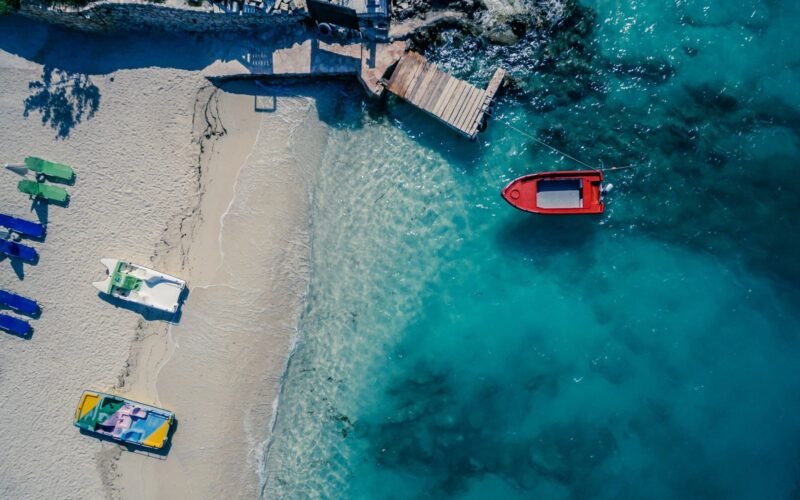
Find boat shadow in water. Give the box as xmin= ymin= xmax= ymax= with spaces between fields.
xmin=496 ymin=214 xmax=602 ymax=258
xmin=79 ymin=417 xmax=179 ymax=458
xmin=97 ymin=286 xmax=190 ymax=324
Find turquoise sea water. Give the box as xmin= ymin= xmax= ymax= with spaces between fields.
xmin=3 ymin=0 xmax=798 ymax=496
xmin=264 ymin=0 xmax=800 ymax=498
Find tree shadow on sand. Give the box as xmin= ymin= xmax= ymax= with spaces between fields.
xmin=23 ymin=65 xmax=100 ymax=139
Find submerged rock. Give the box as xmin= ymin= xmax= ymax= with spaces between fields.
xmin=401 ymin=0 xmax=569 ymax=50
xmin=487 ymin=25 xmax=518 ymax=45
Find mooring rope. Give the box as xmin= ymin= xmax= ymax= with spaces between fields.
xmin=503 ymin=122 xmax=639 ymax=174
xmin=597 ymin=165 xmax=637 ymax=172
xmin=504 ymin=122 xmax=597 ymax=170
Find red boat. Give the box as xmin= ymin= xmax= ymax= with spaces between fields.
xmin=501 ymin=170 xmax=604 ymax=215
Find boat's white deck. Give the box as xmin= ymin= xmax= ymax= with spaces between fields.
xmin=536 ymin=179 xmax=583 ymax=209
xmin=130 ymin=278 xmax=184 ymax=311
xmin=94 ymin=259 xmax=185 ymax=313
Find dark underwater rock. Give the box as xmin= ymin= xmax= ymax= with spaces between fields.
xmin=528 ymin=422 xmax=617 ymax=486
xmin=487 ymin=25 xmax=519 ymax=45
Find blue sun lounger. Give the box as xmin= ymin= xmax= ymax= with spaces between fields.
xmin=0 ymin=313 xmax=31 ymax=337
xmin=0 ymin=240 xmax=38 ymax=263
xmin=0 ymin=290 xmax=40 ymax=317
xmin=0 ymin=214 xmax=45 ymax=239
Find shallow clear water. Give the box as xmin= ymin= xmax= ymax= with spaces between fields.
xmin=264 ymin=0 xmax=800 ymax=497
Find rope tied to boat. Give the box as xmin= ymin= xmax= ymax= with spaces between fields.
xmin=504 ymin=122 xmax=637 ymax=173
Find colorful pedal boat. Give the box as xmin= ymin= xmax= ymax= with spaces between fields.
xmin=24 ymin=156 xmax=75 ymax=182
xmin=0 ymin=289 xmax=40 ymax=317
xmin=0 ymin=313 xmax=32 ymax=337
xmin=0 ymin=239 xmax=38 ymax=263
xmin=0 ymin=213 xmax=45 ymax=239
xmin=501 ymin=170 xmax=604 ymax=215
xmin=93 ymin=259 xmax=186 ymax=314
xmin=18 ymin=180 xmax=68 ymax=203
xmin=74 ymin=391 xmax=174 ymax=450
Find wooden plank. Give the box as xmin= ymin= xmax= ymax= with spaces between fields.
xmin=454 ymin=86 xmax=478 ymax=128
xmin=461 ymin=91 xmax=485 ymax=133
xmin=483 ymin=67 xmax=506 ymax=100
xmin=444 ymin=82 xmax=470 ymax=123
xmin=386 ymin=53 xmax=505 ymax=139
xmin=432 ymin=77 xmax=457 ymax=117
xmin=391 ymin=55 xmax=422 ymax=96
xmin=399 ymin=58 xmax=426 ymax=98
xmin=414 ymin=69 xmax=439 ymax=110
xmin=460 ymin=91 xmax=488 ymax=134
xmin=439 ymin=78 xmax=463 ymax=116
xmin=406 ymin=54 xmax=429 ymax=92
xmin=452 ymin=86 xmax=475 ymax=132
xmin=407 ymin=64 xmax=436 ymax=104
xmin=402 ymin=60 xmax=428 ymax=100
xmin=450 ymin=85 xmax=477 ymax=130
xmin=444 ymin=82 xmax=472 ymax=125
xmin=465 ymin=68 xmax=505 ymax=137
xmin=446 ymin=81 xmax=473 ymax=126
xmin=457 ymin=87 xmax=484 ymax=131
xmin=394 ymin=57 xmax=421 ymax=96
xmin=458 ymin=89 xmax=483 ymax=131
xmin=386 ymin=54 xmax=409 ymax=88
xmin=416 ymin=66 xmax=441 ymax=106
xmin=439 ymin=80 xmax=467 ymax=125
xmin=416 ymin=71 xmax=437 ymax=112
xmin=387 ymin=55 xmax=415 ymax=94
xmin=423 ymin=72 xmax=449 ymax=112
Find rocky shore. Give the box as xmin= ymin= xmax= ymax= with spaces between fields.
xmin=16 ymin=0 xmax=305 ymax=32
xmin=396 ymin=0 xmax=567 ymax=47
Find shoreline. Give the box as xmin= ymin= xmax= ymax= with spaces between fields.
xmin=109 ymin=81 xmax=328 ymax=499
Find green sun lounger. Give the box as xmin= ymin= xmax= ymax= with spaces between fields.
xmin=24 ymin=156 xmax=75 ymax=182
xmin=18 ymin=180 xmax=68 ymax=203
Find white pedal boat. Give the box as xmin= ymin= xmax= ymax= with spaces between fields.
xmin=93 ymin=259 xmax=186 ymax=313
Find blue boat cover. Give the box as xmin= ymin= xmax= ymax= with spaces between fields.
xmin=0 ymin=313 xmax=31 ymax=336
xmin=0 ymin=240 xmax=38 ymax=263
xmin=0 ymin=290 xmax=39 ymax=317
xmin=0 ymin=214 xmax=45 ymax=239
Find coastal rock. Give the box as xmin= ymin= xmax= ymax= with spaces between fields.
xmin=487 ymin=25 xmax=518 ymax=45
xmin=405 ymin=16 xmax=479 ymax=52
xmin=392 ymin=0 xmax=484 ymax=22
xmin=399 ymin=0 xmax=568 ymax=54
xmin=18 ymin=0 xmax=307 ymax=32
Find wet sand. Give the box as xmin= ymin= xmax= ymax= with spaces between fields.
xmin=111 ymin=84 xmax=325 ymax=499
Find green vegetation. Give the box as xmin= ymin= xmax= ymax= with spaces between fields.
xmin=0 ymin=0 xmax=20 ymax=14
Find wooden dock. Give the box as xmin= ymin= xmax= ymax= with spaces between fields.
xmin=384 ymin=51 xmax=505 ymax=140
xmin=202 ymin=41 xmax=504 ymax=139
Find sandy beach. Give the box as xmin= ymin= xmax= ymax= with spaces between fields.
xmin=111 ymin=85 xmax=325 ymax=499
xmin=0 ymin=20 xmax=323 ymax=499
